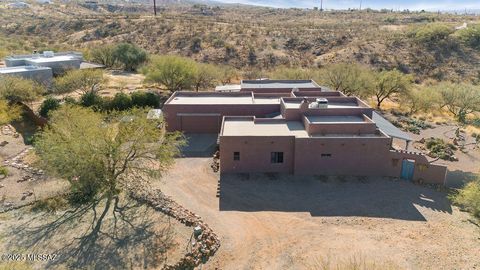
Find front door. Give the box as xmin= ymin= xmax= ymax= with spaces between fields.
xmin=401 ymin=159 xmax=415 ymax=181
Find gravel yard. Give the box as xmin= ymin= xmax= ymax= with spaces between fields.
xmin=157 ymin=157 xmax=480 ymax=270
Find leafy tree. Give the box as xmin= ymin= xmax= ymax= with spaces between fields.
xmin=34 ymin=105 xmax=184 ymax=232
xmin=0 ymin=76 xmax=44 ymax=103
xmin=192 ymin=63 xmax=221 ymax=91
xmin=403 ymin=86 xmax=441 ymax=114
xmin=113 ymin=43 xmax=148 ymax=71
xmin=0 ymin=99 xmax=21 ymax=125
xmin=452 ymin=177 xmax=480 ymax=218
xmin=54 ymin=69 xmax=104 ymax=94
xmin=218 ymin=65 xmax=238 ymax=85
xmin=89 ymin=44 xmax=117 ymax=68
xmin=39 ymin=97 xmax=61 ymax=118
xmin=110 ymin=92 xmax=133 ymax=111
xmin=370 ymin=69 xmax=413 ymax=109
xmin=437 ymin=82 xmax=480 ymax=123
xmin=319 ymin=63 xmax=373 ymax=97
xmin=143 ymin=55 xmax=196 ymax=92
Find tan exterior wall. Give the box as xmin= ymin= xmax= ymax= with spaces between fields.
xmin=163 ymin=104 xmax=279 ymax=133
xmin=219 ymin=136 xmax=295 ymax=173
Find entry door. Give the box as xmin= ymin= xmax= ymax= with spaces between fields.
xmin=401 ymin=159 xmax=415 ymax=181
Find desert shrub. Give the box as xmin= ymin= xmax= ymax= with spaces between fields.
xmin=0 ymin=166 xmax=8 ymax=178
xmin=113 ymin=43 xmax=148 ymax=71
xmin=455 ymin=24 xmax=480 ymax=49
xmin=39 ymin=97 xmax=61 ymax=118
xmin=89 ymin=44 xmax=117 ymax=68
xmin=409 ymin=23 xmax=454 ymax=45
xmin=451 ymin=178 xmax=480 ymax=218
xmin=110 ymin=92 xmax=133 ymax=111
xmin=131 ymin=91 xmax=160 ymax=108
xmin=0 ymin=76 xmax=45 ymax=103
xmin=424 ymin=137 xmax=457 ymax=161
xmin=32 ymin=196 xmax=68 ymax=213
xmin=80 ymin=91 xmax=104 ymax=110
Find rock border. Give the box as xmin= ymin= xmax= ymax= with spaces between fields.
xmin=131 ymin=189 xmax=221 ymax=270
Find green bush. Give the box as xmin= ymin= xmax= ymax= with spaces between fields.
xmin=131 ymin=91 xmax=160 ymax=108
xmin=39 ymin=97 xmax=61 ymax=118
xmin=110 ymin=92 xmax=133 ymax=111
xmin=0 ymin=166 xmax=8 ymax=178
xmin=455 ymin=24 xmax=480 ymax=49
xmin=80 ymin=91 xmax=104 ymax=110
xmin=89 ymin=44 xmax=117 ymax=68
xmin=32 ymin=196 xmax=68 ymax=213
xmin=452 ymin=178 xmax=480 ymax=218
xmin=425 ymin=138 xmax=457 ymax=161
xmin=410 ymin=23 xmax=454 ymax=45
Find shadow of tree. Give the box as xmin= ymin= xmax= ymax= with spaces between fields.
xmin=7 ymin=196 xmax=175 ymax=269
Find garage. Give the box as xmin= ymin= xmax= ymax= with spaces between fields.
xmin=178 ymin=113 xmax=222 ymax=133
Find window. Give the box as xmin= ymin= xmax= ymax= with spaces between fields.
xmin=233 ymin=152 xmax=240 ymax=161
xmin=271 ymin=152 xmax=284 ymax=163
xmin=321 ymin=153 xmax=332 ymax=158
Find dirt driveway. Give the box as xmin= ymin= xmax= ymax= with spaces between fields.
xmin=157 ymin=158 xmax=480 ymax=270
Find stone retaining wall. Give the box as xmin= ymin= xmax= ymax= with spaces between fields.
xmin=131 ymin=189 xmax=221 ymax=270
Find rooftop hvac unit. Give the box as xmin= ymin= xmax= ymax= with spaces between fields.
xmin=43 ymin=51 xmax=54 ymax=58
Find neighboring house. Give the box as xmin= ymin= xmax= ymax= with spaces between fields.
xmin=5 ymin=51 xmax=83 ymax=75
xmin=6 ymin=1 xmax=29 ymax=8
xmin=0 ymin=66 xmax=53 ymax=86
xmin=163 ymin=79 xmax=447 ymax=185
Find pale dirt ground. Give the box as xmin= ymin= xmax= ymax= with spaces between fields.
xmin=0 ymin=198 xmax=193 ymax=269
xmin=157 ymin=158 xmax=480 ymax=270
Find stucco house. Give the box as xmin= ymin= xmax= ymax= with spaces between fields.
xmin=163 ymin=80 xmax=447 ymax=185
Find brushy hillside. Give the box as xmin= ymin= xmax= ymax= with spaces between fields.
xmin=1 ymin=3 xmax=480 ymax=82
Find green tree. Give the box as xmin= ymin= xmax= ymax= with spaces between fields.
xmin=319 ymin=63 xmax=373 ymax=97
xmin=54 ymin=69 xmax=104 ymax=94
xmin=437 ymin=82 xmax=480 ymax=123
xmin=410 ymin=23 xmax=454 ymax=45
xmin=403 ymin=86 xmax=442 ymax=114
xmin=113 ymin=43 xmax=148 ymax=72
xmin=0 ymin=76 xmax=44 ymax=103
xmin=370 ymin=69 xmax=413 ymax=109
xmin=35 ymin=105 xmax=184 ymax=207
xmin=192 ymin=63 xmax=221 ymax=91
xmin=39 ymin=97 xmax=61 ymax=118
xmin=218 ymin=65 xmax=238 ymax=85
xmin=89 ymin=44 xmax=117 ymax=68
xmin=143 ymin=55 xmax=196 ymax=92
xmin=80 ymin=91 xmax=104 ymax=110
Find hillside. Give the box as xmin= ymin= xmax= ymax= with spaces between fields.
xmin=1 ymin=3 xmax=480 ymax=81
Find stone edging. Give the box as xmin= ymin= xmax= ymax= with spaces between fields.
xmin=131 ymin=189 xmax=221 ymax=269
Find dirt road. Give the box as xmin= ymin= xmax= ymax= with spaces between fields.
xmin=157 ymin=158 xmax=480 ymax=270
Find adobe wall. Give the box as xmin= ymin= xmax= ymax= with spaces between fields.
xmin=388 ymin=150 xmax=447 ymax=185
xmin=163 ymin=104 xmax=280 ymax=133
xmin=219 ymin=136 xmax=295 ymax=173
xmin=293 ymin=137 xmax=393 ymax=176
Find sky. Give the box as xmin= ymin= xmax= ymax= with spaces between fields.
xmin=212 ymin=0 xmax=480 ymax=11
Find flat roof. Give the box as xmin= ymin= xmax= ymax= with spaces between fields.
xmin=283 ymin=101 xmax=359 ymax=109
xmin=241 ymin=79 xmax=319 ymax=89
xmin=215 ymin=84 xmax=241 ymax=92
xmin=222 ymin=119 xmax=308 ymax=137
xmin=168 ymin=94 xmax=254 ymax=105
xmin=26 ymin=55 xmax=80 ymax=63
xmin=0 ymin=66 xmax=51 ymax=73
xmin=307 ymin=115 xmax=365 ymax=123
xmin=253 ymin=96 xmax=282 ymax=104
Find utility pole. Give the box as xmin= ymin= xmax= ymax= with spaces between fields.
xmin=153 ymin=0 xmax=157 ymax=16
xmin=320 ymin=0 xmax=323 ymax=11
xmin=359 ymin=0 xmax=362 ymax=10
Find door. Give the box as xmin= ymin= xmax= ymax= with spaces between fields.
xmin=401 ymin=159 xmax=415 ymax=181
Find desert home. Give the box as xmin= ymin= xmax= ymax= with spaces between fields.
xmin=163 ymin=80 xmax=447 ymax=185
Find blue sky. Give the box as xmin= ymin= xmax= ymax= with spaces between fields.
xmin=213 ymin=0 xmax=480 ymax=11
